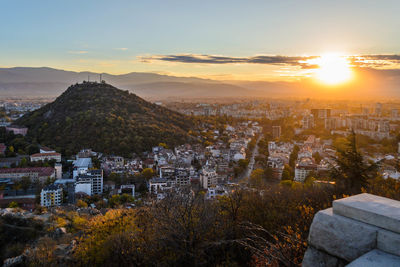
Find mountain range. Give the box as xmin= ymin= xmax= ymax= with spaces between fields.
xmin=0 ymin=67 xmax=305 ymax=99
xmin=0 ymin=67 xmax=251 ymax=99
xmin=1 ymin=66 xmax=400 ymax=99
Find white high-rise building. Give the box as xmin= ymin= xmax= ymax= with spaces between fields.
xmin=200 ymin=166 xmax=218 ymax=189
xmin=272 ymin=125 xmax=281 ymax=139
xmin=302 ymin=115 xmax=314 ymax=129
xmin=55 ymin=163 xmax=62 ymax=179
xmin=75 ymin=169 xmax=103 ymax=196
xmin=375 ymin=103 xmax=382 ymax=117
xmin=391 ymin=109 xmax=398 ymax=118
xmin=40 ymin=184 xmax=63 ymax=207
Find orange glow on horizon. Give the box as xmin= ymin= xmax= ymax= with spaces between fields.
xmin=307 ymin=54 xmax=353 ymax=85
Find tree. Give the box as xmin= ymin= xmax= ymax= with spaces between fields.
xmin=289 ymin=145 xmax=299 ymax=168
xmin=249 ymin=169 xmax=265 ymax=188
xmin=263 ymin=166 xmax=274 ymax=180
xmin=76 ymin=199 xmax=88 ymax=208
xmin=92 ymin=156 xmax=101 ymax=169
xmin=330 ymin=131 xmax=379 ymax=193
xmin=141 ymin=168 xmax=155 ymax=180
xmin=27 ymin=144 xmax=39 ymax=155
xmin=20 ymin=176 xmax=31 ymax=191
xmin=108 ymin=172 xmax=122 ymax=185
xmin=281 ymin=165 xmax=292 ymax=181
xmin=238 ymin=159 xmax=249 ymax=169
xmin=8 ymin=201 xmax=18 ymax=208
xmin=304 ymin=172 xmax=316 ymax=187
xmin=6 ymin=146 xmax=16 ymax=157
xmin=19 ymin=157 xmax=28 ymax=168
xmin=158 ymin=142 xmax=168 ymax=149
xmin=313 ymin=152 xmax=322 ymax=164
xmin=109 ymin=194 xmax=134 ymax=208
xmin=191 ymin=158 xmax=201 ymax=171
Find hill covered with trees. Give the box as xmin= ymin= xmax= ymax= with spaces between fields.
xmin=16 ymin=82 xmax=193 ymax=156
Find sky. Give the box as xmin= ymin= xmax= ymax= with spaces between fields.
xmin=1 ymin=0 xmax=400 ymax=81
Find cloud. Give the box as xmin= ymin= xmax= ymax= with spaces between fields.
xmin=141 ymin=54 xmax=317 ymax=68
xmin=358 ymin=55 xmax=400 ymax=61
xmin=68 ymin=50 xmax=88 ymax=54
xmin=349 ymin=55 xmax=400 ymax=69
xmin=141 ymin=53 xmax=400 ymax=70
xmin=115 ymin=48 xmax=128 ymax=51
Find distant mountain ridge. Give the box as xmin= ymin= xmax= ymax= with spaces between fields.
xmin=2 ymin=66 xmax=400 ymax=99
xmin=16 ymin=82 xmax=193 ymax=156
xmin=0 ymin=67 xmax=252 ymax=98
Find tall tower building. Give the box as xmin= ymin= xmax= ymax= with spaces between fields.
xmin=375 ymin=103 xmax=382 ymax=117
xmin=391 ymin=109 xmax=398 ymax=118
xmin=272 ymin=125 xmax=281 ymax=139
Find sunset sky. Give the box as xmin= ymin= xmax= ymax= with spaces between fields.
xmin=1 ymin=0 xmax=400 ymax=82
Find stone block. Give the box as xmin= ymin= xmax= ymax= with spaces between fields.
xmin=377 ymin=229 xmax=400 ymax=257
xmin=302 ymin=246 xmax=339 ymax=267
xmin=346 ymin=249 xmax=400 ymax=267
xmin=333 ymin=193 xmax=400 ymax=233
xmin=308 ymin=208 xmax=377 ymax=262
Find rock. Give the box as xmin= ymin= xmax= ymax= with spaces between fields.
xmin=68 ymin=239 xmax=77 ymax=252
xmin=89 ymin=208 xmax=100 ymax=215
xmin=54 ymin=244 xmax=70 ymax=257
xmin=377 ymin=229 xmax=400 ymax=257
xmin=3 ymin=255 xmax=25 ymax=267
xmin=332 ymin=193 xmax=400 ymax=234
xmin=53 ymin=227 xmax=67 ymax=238
xmin=346 ymin=249 xmax=400 ymax=267
xmin=308 ymin=208 xmax=377 ymax=262
xmin=302 ymin=246 xmax=339 ymax=267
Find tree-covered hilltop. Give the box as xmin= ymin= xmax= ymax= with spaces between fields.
xmin=16 ymin=82 xmax=194 ymax=156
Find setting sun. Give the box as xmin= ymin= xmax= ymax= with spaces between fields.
xmin=312 ymin=54 xmax=352 ymax=85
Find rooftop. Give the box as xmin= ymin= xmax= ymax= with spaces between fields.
xmin=43 ymin=184 xmax=61 ymax=191
xmin=0 ymin=167 xmax=55 ymax=176
xmin=31 ymin=152 xmax=61 ymax=157
xmin=73 ymin=157 xmax=92 ymax=168
xmin=6 ymin=125 xmax=27 ymax=129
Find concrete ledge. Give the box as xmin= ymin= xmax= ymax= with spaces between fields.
xmin=302 ymin=246 xmax=340 ymax=267
xmin=308 ymin=208 xmax=377 ymax=262
xmin=333 ymin=193 xmax=400 ymax=234
xmin=346 ymin=249 xmax=400 ymax=267
xmin=377 ymin=229 xmax=400 ymax=257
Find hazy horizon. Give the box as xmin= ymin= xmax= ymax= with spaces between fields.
xmin=1 ymin=1 xmax=400 ymax=83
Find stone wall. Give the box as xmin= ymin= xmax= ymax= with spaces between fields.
xmin=302 ymin=193 xmax=400 ymax=267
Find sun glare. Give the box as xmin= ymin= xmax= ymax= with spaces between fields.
xmin=312 ymin=54 xmax=352 ymax=85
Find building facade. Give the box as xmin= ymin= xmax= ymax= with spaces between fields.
xmin=40 ymin=184 xmax=62 ymax=207
xmin=30 ymin=152 xmax=62 ymax=163
xmin=0 ymin=167 xmax=55 ymax=182
xmin=75 ymin=169 xmax=103 ymax=196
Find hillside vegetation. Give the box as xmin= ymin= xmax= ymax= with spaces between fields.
xmin=17 ymin=82 xmax=193 ymax=156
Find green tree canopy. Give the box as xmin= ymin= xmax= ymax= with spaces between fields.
xmin=330 ymin=132 xmax=379 ymax=193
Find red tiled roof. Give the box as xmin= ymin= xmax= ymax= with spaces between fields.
xmin=30 ymin=152 xmax=61 ymax=157
xmin=0 ymin=167 xmax=55 ymax=176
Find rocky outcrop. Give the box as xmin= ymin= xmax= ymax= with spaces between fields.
xmin=303 ymin=193 xmax=400 ymax=267
xmin=2 ymin=255 xmax=24 ymax=267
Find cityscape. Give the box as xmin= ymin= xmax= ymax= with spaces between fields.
xmin=1 ymin=1 xmax=400 ymax=267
